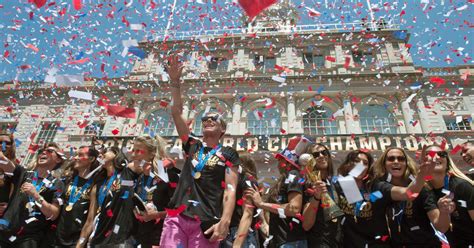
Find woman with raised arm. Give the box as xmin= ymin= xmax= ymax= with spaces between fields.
xmin=76 ymin=146 xmax=142 ymax=248
xmin=302 ymin=143 xmax=343 ymax=248
xmin=54 ymin=146 xmax=100 ymax=247
xmin=422 ymin=144 xmax=474 ymax=247
xmin=335 ymin=149 xmax=433 ymax=248
xmin=131 ymin=136 xmax=180 ymax=248
xmin=0 ymin=131 xmax=17 ymax=246
xmin=371 ymin=147 xmax=454 ymax=247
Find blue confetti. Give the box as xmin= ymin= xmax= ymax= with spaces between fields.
xmin=121 ymin=191 xmax=129 ymax=199
xmin=369 ymin=191 xmax=383 ymax=202
xmin=393 ymin=31 xmax=407 ymax=40
xmin=317 ymin=85 xmax=325 ymax=94
xmin=1 ymin=141 xmax=5 ymax=152
xmin=128 ymin=46 xmax=147 ymax=59
xmin=14 ymin=138 xmax=22 ymax=147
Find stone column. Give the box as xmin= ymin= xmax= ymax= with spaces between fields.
xmin=231 ymin=100 xmax=242 ymax=135
xmin=416 ymin=98 xmax=430 ymax=133
xmin=287 ymin=96 xmax=297 ymax=134
xmin=343 ymin=93 xmax=362 ymax=134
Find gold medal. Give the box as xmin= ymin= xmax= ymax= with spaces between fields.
xmin=194 ymin=172 xmax=201 ymax=179
xmin=65 ymin=204 xmax=73 ymax=212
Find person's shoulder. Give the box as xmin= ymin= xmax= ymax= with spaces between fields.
xmin=451 ymin=176 xmax=474 ymax=191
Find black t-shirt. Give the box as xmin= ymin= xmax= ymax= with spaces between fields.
xmin=230 ymin=174 xmax=258 ymax=228
xmin=3 ymin=165 xmax=65 ymax=243
xmin=268 ymin=170 xmax=306 ymax=247
xmin=134 ymin=166 xmax=180 ymax=246
xmin=304 ymin=178 xmax=343 ymax=248
xmin=89 ymin=167 xmax=138 ymax=246
xmin=168 ymin=137 xmax=241 ymax=222
xmin=0 ymin=176 xmax=12 ymax=203
xmin=387 ymin=187 xmax=440 ymax=247
xmin=55 ymin=176 xmax=93 ymax=246
xmin=336 ymin=179 xmax=393 ymax=248
xmin=432 ymin=176 xmax=474 ymax=247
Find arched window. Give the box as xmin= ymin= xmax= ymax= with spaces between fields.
xmin=247 ymin=108 xmax=281 ymax=135
xmin=303 ymin=106 xmax=339 ymax=135
xmin=359 ymin=104 xmax=397 ymax=134
xmin=145 ymin=109 xmax=175 ymax=137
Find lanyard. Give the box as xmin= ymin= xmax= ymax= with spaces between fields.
xmin=139 ymin=175 xmax=153 ymax=201
xmin=98 ymin=171 xmax=117 ymax=207
xmin=443 ymin=175 xmax=450 ymax=190
xmin=394 ymin=201 xmax=406 ymax=232
xmin=353 ymin=187 xmax=367 ymax=218
xmin=193 ymin=144 xmax=221 ymax=176
xmin=326 ymin=178 xmax=336 ymax=201
xmin=68 ymin=176 xmax=93 ymax=206
xmin=28 ymin=171 xmax=46 ymax=204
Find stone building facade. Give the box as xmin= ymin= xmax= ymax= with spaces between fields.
xmin=0 ymin=1 xmax=473 ymax=172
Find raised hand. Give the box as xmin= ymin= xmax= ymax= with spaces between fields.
xmin=165 ymin=55 xmax=184 ymax=87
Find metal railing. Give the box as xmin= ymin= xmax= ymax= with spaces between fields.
xmin=151 ymin=22 xmax=401 ymax=41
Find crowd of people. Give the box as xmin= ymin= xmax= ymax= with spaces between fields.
xmin=0 ymin=56 xmax=473 ymax=248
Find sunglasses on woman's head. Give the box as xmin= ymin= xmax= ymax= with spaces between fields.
xmin=436 ymin=151 xmax=448 ymax=158
xmin=312 ymin=150 xmax=329 ymax=158
xmin=386 ymin=156 xmax=406 ymax=162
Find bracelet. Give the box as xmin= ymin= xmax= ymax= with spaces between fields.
xmin=313 ymin=196 xmax=321 ymax=201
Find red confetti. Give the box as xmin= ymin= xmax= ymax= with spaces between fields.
xmin=424 ymin=175 xmax=433 ymax=181
xmin=107 ymin=105 xmax=136 ymax=118
xmin=73 ymin=0 xmax=82 ymax=10
xmin=159 ymin=100 xmax=169 ymax=107
xmin=236 ymin=198 xmax=244 ymax=206
xmin=165 ymin=204 xmax=187 ymax=217
xmin=325 ymin=56 xmax=336 ymax=62
xmin=450 ymin=144 xmax=462 ymax=155
xmin=238 ymin=0 xmax=277 ymax=20
xmin=111 ymin=128 xmax=119 ymax=135
xmin=106 ymin=209 xmax=113 ymax=217
xmin=31 ymin=0 xmax=47 ymax=8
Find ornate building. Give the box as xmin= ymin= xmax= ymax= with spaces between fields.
xmin=1 ymin=2 xmax=473 ymax=174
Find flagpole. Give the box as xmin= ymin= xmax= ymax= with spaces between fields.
xmin=164 ymin=0 xmax=177 ymax=39
xmin=366 ymin=0 xmax=376 ymax=30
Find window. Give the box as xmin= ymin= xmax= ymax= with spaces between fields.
xmin=84 ymin=121 xmax=105 ymax=137
xmin=36 ymin=122 xmax=59 ymax=144
xmin=247 ymin=108 xmax=281 ymax=135
xmin=303 ymin=53 xmax=325 ymax=68
xmin=0 ymin=122 xmax=16 ymax=133
xmin=445 ymin=117 xmax=472 ymax=131
xmin=208 ymin=57 xmax=229 ymax=72
xmin=303 ymin=106 xmax=339 ymax=135
xmin=359 ymin=105 xmax=397 ymax=134
xmin=146 ymin=109 xmax=175 ymax=137
xmin=352 ymin=51 xmax=375 ymax=66
xmin=253 ymin=55 xmax=276 ymax=72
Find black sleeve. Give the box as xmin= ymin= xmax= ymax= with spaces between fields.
xmin=286 ymin=170 xmax=303 ymax=195
xmin=11 ymin=165 xmax=25 ymax=185
xmin=221 ymin=147 xmax=241 ymax=167
xmin=182 ymin=136 xmax=200 ymax=155
xmin=372 ymin=180 xmax=393 ymax=202
xmin=420 ymin=188 xmax=438 ymax=212
xmin=51 ymin=177 xmax=66 ymax=204
xmin=454 ymin=179 xmax=474 ymax=211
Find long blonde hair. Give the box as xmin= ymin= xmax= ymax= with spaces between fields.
xmin=422 ymin=144 xmax=474 ymax=185
xmin=370 ymin=147 xmax=418 ymax=182
xmin=134 ymin=135 xmax=172 ymax=173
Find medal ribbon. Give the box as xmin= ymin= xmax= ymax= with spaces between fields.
xmin=192 ymin=144 xmax=222 ymax=177
xmin=98 ymin=171 xmax=117 ymax=208
xmin=68 ymin=176 xmax=93 ymax=207
xmin=443 ymin=175 xmax=450 ymax=190
xmin=139 ymin=175 xmax=153 ymax=201
xmin=353 ymin=187 xmax=366 ymax=217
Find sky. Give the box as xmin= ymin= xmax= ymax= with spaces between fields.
xmin=0 ymin=0 xmax=472 ymax=83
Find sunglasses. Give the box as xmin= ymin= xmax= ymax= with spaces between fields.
xmin=201 ymin=115 xmax=220 ymax=123
xmin=312 ymin=150 xmax=329 ymax=158
xmin=436 ymin=151 xmax=448 ymax=158
xmin=386 ymin=156 xmax=406 ymax=162
xmin=37 ymin=148 xmax=59 ymax=156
